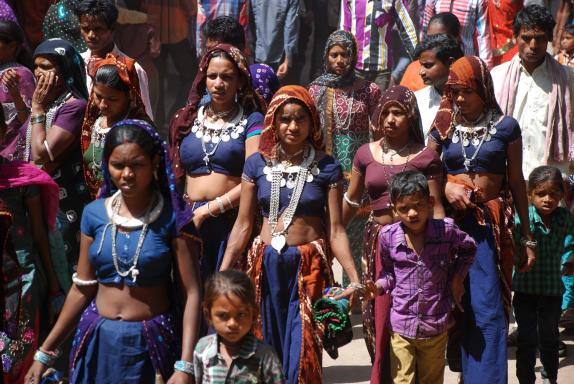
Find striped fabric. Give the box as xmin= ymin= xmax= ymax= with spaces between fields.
xmin=196 ymin=0 xmax=249 ymax=54
xmin=339 ymin=0 xmax=418 ymax=72
xmin=422 ymin=0 xmax=493 ymax=68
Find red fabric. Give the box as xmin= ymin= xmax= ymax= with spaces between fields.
xmin=488 ymin=0 xmax=523 ymax=66
xmin=14 ymin=0 xmax=54 ymax=46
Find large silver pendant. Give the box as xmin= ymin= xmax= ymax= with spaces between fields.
xmin=489 ymin=126 xmax=497 ymax=135
xmin=462 ymin=138 xmax=470 ymax=147
xmin=271 ymin=234 xmax=286 ymax=252
xmin=471 ymin=137 xmax=480 ymax=146
xmin=452 ymin=133 xmax=460 ymax=143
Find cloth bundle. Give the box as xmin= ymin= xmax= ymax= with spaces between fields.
xmin=313 ymin=286 xmax=353 ymax=359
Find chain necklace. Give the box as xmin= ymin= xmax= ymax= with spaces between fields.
xmin=380 ymin=139 xmax=410 ymax=163
xmin=263 ymin=145 xmax=320 ymax=189
xmin=332 ymin=88 xmax=354 ymax=131
xmin=449 ymin=110 xmax=498 ymax=171
xmin=206 ymin=103 xmax=237 ymax=120
xmin=268 ymin=145 xmax=315 ymax=252
xmin=277 ymin=146 xmax=305 ymax=168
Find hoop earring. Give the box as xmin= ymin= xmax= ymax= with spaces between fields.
xmin=153 ymin=169 xmax=159 ymax=181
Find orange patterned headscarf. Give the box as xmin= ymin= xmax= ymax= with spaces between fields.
xmin=80 ymin=54 xmax=149 ymax=198
xmin=259 ymin=86 xmax=324 ymax=160
xmin=430 ymin=56 xmax=502 ymax=140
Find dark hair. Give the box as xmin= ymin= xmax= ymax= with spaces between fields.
xmin=528 ymin=165 xmax=565 ymax=194
xmin=204 ymin=16 xmax=246 ymax=51
xmin=0 ymin=102 xmax=6 ymax=141
xmin=513 ymin=4 xmax=555 ymax=40
xmin=428 ymin=12 xmax=461 ymax=38
xmin=75 ymin=0 xmax=118 ymax=28
xmin=102 ymin=123 xmax=157 ymax=164
xmin=208 ymin=50 xmax=247 ymax=87
xmin=390 ymin=171 xmax=430 ymax=203
xmin=0 ymin=21 xmax=30 ymax=67
xmin=564 ymin=24 xmax=574 ymax=37
xmin=414 ymin=34 xmax=464 ymax=63
xmin=94 ymin=64 xmax=130 ymax=93
xmin=204 ymin=270 xmax=256 ymax=312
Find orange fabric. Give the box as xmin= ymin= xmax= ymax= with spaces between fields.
xmin=400 ymin=61 xmax=425 ymax=92
xmin=488 ymin=0 xmax=522 ymax=66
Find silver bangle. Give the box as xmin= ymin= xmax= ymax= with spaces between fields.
xmin=215 ymin=196 xmax=226 ymax=214
xmin=72 ymin=272 xmax=98 ymax=286
xmin=343 ymin=192 xmax=361 ymax=208
xmin=223 ymin=193 xmax=233 ymax=209
xmin=43 ymin=139 xmax=55 ymax=162
xmin=31 ymin=113 xmax=46 ymax=124
xmin=206 ymin=201 xmax=218 ymax=217
xmin=520 ymin=238 xmax=538 ymax=249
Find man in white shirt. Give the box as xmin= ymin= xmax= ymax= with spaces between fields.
xmin=75 ymin=0 xmax=153 ymax=118
xmin=491 ymin=4 xmax=572 ymax=180
xmin=414 ymin=34 xmax=463 ymax=134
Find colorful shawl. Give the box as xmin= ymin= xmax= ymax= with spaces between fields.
xmin=169 ymin=44 xmax=266 ymax=190
xmin=495 ymin=53 xmax=573 ymax=163
xmin=259 ymin=85 xmax=324 ymax=161
xmin=372 ymin=85 xmax=425 ymax=145
xmin=42 ymin=0 xmax=88 ymax=54
xmin=430 ymin=56 xmax=502 ymax=139
xmin=100 ymin=119 xmax=194 ymax=235
xmin=249 ymin=63 xmax=280 ymax=104
xmin=80 ymin=54 xmax=149 ymax=198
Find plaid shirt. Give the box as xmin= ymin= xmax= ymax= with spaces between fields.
xmin=513 ymin=206 xmax=574 ymax=296
xmin=377 ymin=218 xmax=476 ymax=339
xmin=192 ymin=333 xmax=285 ymax=384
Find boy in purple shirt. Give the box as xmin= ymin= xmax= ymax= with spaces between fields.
xmin=375 ymin=171 xmax=476 ymax=383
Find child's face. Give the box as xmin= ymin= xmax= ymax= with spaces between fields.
xmin=561 ymin=31 xmax=574 ymax=53
xmin=207 ymin=293 xmax=253 ymax=344
xmin=392 ymin=192 xmax=433 ymax=233
xmin=529 ymin=181 xmax=563 ymax=217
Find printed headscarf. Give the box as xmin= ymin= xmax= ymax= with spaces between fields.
xmin=42 ymin=0 xmax=87 ymax=54
xmin=259 ymin=85 xmax=324 ymax=160
xmin=311 ymin=30 xmax=358 ymax=89
xmin=169 ymin=44 xmax=266 ymax=190
xmin=430 ymin=56 xmax=502 ymax=139
xmin=249 ymin=63 xmax=280 ymax=104
xmin=33 ymin=38 xmax=89 ymax=100
xmin=371 ymin=85 xmax=424 ymax=145
xmin=100 ymin=119 xmax=194 ymax=234
xmin=81 ymin=54 xmax=149 ymax=198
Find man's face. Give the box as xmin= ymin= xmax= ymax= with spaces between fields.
xmin=79 ymin=15 xmax=114 ymax=54
xmin=517 ymin=27 xmax=549 ymax=67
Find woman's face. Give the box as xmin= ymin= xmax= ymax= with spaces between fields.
xmin=206 ymin=56 xmax=242 ymax=107
xmin=327 ymin=44 xmax=351 ymax=76
xmin=107 ymin=142 xmax=157 ymax=199
xmin=0 ymin=40 xmax=18 ymax=63
xmin=379 ymin=104 xmax=409 ymax=140
xmin=33 ymin=55 xmax=63 ymax=88
xmin=450 ymin=86 xmax=485 ymax=121
xmin=276 ymin=102 xmax=311 ymax=149
xmin=93 ymin=82 xmax=130 ymax=122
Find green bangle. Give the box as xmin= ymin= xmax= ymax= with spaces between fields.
xmin=31 ymin=113 xmax=46 ymax=124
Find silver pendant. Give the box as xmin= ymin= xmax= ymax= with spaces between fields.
xmin=266 ymin=173 xmax=272 ymax=182
xmin=485 ymin=134 xmax=492 ymax=141
xmin=131 ymin=268 xmax=140 ymax=283
xmin=203 ymin=134 xmax=211 ymax=143
xmin=237 ymin=126 xmax=245 ymax=134
xmin=222 ymin=134 xmax=230 ymax=142
xmin=462 ymin=138 xmax=470 ymax=147
xmin=280 ymin=178 xmax=286 ymax=188
xmin=231 ymin=131 xmax=239 ymax=140
xmin=191 ymin=125 xmax=199 ymax=133
xmin=271 ymin=234 xmax=286 ymax=252
xmin=489 ymin=127 xmax=497 ymax=135
xmin=196 ymin=130 xmax=204 ymax=139
xmin=311 ymin=166 xmax=320 ymax=176
xmin=471 ymin=137 xmax=480 ymax=146
xmin=263 ymin=166 xmax=271 ymax=175
xmin=306 ymin=174 xmax=313 ymax=183
xmin=286 ymin=179 xmax=296 ymax=189
xmin=452 ymin=133 xmax=460 ymax=143
xmin=464 ymin=158 xmax=475 ymax=169
xmin=212 ymin=135 xmax=220 ymax=144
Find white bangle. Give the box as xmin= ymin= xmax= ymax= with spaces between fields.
xmin=206 ymin=201 xmax=218 ymax=217
xmin=72 ymin=272 xmax=98 ymax=286
xmin=43 ymin=139 xmax=55 ymax=162
xmin=343 ymin=192 xmax=361 ymax=208
xmin=215 ymin=196 xmax=226 ymax=214
xmin=223 ymin=194 xmax=233 ymax=209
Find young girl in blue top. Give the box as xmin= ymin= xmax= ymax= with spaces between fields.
xmin=513 ymin=165 xmax=574 ymax=384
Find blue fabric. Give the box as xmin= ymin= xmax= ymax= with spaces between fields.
xmin=242 ymin=153 xmax=343 ymax=218
xmin=179 ymin=111 xmax=264 ymax=176
xmin=563 ymin=275 xmax=574 ymax=310
xmin=80 ymin=198 xmax=177 ymax=287
xmin=458 ymin=211 xmax=507 ymax=384
xmin=71 ymin=317 xmax=156 ymax=384
xmin=260 ymin=245 xmax=302 ymax=384
xmin=429 ymin=116 xmax=521 ymax=175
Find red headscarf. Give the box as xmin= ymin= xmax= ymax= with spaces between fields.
xmin=259 ymin=85 xmax=324 ymax=160
xmin=430 ymin=56 xmax=502 ymax=140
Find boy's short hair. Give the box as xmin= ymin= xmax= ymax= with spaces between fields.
xmin=414 ymin=34 xmax=464 ymax=63
xmin=204 ymin=16 xmax=246 ymax=51
xmin=513 ymin=4 xmax=555 ymax=40
xmin=390 ymin=171 xmax=430 ymax=204
xmin=74 ymin=0 xmax=118 ymax=28
xmin=564 ymin=24 xmax=574 ymax=37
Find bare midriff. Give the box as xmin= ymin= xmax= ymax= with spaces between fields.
xmin=259 ymin=216 xmax=326 ymax=246
xmin=95 ymin=282 xmax=170 ymax=321
xmin=185 ymin=173 xmax=241 ymax=201
xmin=450 ymin=172 xmax=507 ymax=203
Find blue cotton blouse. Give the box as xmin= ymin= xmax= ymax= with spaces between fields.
xmin=429 ymin=116 xmax=521 ymax=175
xmin=242 ymin=152 xmax=343 ymax=217
xmin=80 ymin=198 xmax=177 ymax=287
xmin=180 ymin=108 xmax=264 ymax=176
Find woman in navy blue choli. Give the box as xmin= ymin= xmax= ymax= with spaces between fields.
xmin=169 ymin=44 xmax=266 ymax=283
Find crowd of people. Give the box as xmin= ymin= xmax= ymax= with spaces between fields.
xmin=1 ymin=1 xmax=574 ymax=384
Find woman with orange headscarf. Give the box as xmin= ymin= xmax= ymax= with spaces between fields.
xmin=219 ymin=86 xmax=362 ymax=384
xmin=81 ymin=54 xmax=150 ymax=198
xmin=428 ymin=56 xmax=533 ymax=383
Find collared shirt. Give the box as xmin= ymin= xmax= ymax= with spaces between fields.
xmin=423 ymin=0 xmax=493 ymax=68
xmin=339 ymin=0 xmax=418 ymax=72
xmin=415 ymin=85 xmax=442 ymax=135
xmin=192 ymin=333 xmax=285 ymax=384
xmin=250 ymin=0 xmax=300 ymax=66
xmin=377 ymin=218 xmax=476 ymax=339
xmin=491 ymin=56 xmax=572 ymax=177
xmin=513 ymin=206 xmax=574 ymax=296
xmin=81 ymin=45 xmax=154 ymax=119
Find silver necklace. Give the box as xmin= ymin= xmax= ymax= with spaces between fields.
xmin=381 ymin=140 xmax=410 ymax=163
xmin=206 ymin=103 xmax=237 ymax=120
xmin=268 ymin=145 xmax=315 ymax=252
xmin=450 ymin=110 xmax=497 ymax=147
xmin=263 ymin=146 xmax=320 ymax=189
xmin=332 ymin=88 xmax=354 ymax=131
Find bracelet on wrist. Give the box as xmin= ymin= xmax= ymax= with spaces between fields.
xmin=174 ymin=360 xmax=193 ymax=375
xmin=215 ymin=196 xmax=226 ymax=215
xmin=343 ymin=192 xmax=361 ymax=208
xmin=520 ymin=238 xmax=537 ymax=249
xmin=34 ymin=348 xmax=61 ymax=366
xmin=223 ymin=193 xmax=233 ymax=210
xmin=30 ymin=113 xmax=46 ymax=125
xmin=72 ymin=272 xmax=98 ymax=286
xmin=206 ymin=201 xmax=218 ymax=218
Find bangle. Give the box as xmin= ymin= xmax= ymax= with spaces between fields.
xmin=72 ymin=272 xmax=98 ymax=286
xmin=206 ymin=201 xmax=218 ymax=217
xmin=34 ymin=348 xmax=61 ymax=366
xmin=223 ymin=193 xmax=233 ymax=209
xmin=174 ymin=360 xmax=193 ymax=375
xmin=31 ymin=113 xmax=46 ymax=124
xmin=343 ymin=192 xmax=361 ymax=208
xmin=43 ymin=139 xmax=55 ymax=161
xmin=215 ymin=196 xmax=226 ymax=214
xmin=520 ymin=238 xmax=537 ymax=249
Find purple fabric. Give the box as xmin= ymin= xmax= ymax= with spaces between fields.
xmin=376 ymin=218 xmax=476 ymax=338
xmin=51 ymin=98 xmax=88 ymax=134
xmin=0 ymin=1 xmax=18 ymax=23
xmin=249 ymin=64 xmax=280 ymax=103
